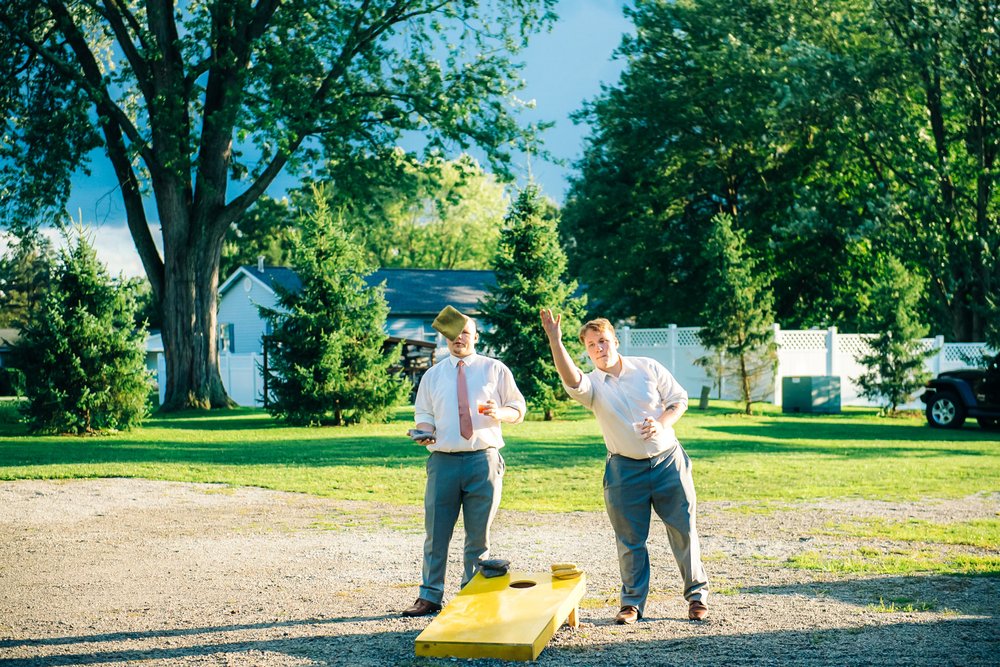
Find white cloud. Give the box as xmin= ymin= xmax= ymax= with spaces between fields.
xmin=1 ymin=224 xmax=161 ymax=280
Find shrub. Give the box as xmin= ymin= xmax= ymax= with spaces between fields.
xmin=9 ymin=229 xmax=149 ymax=433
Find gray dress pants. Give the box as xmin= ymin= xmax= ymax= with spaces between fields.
xmin=419 ymin=448 xmax=504 ymax=605
xmin=604 ymin=446 xmax=708 ymax=615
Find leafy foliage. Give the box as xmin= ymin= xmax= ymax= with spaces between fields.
xmin=696 ymin=213 xmax=776 ymax=414
xmin=0 ymin=1 xmax=556 ymax=409
xmin=221 ymin=196 xmax=300 ymax=280
xmin=479 ymin=185 xmax=585 ymax=420
xmin=853 ymin=255 xmax=932 ymax=415
xmin=563 ymin=0 xmax=998 ymax=340
xmin=9 ymin=230 xmax=149 ymax=434
xmin=355 ymin=154 xmax=509 ymax=270
xmin=259 ymin=188 xmax=409 ymax=426
xmin=225 ymin=155 xmax=509 ymax=277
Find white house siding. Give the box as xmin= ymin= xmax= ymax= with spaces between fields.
xmin=217 ymin=274 xmax=279 ymax=354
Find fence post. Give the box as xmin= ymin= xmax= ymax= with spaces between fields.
xmin=223 ymin=351 xmax=232 ymax=395
xmin=621 ymin=326 xmax=631 ymax=355
xmin=668 ymin=324 xmax=677 ymax=372
xmin=157 ymin=353 xmax=166 ymax=406
xmin=252 ymin=352 xmax=260 ymax=407
xmin=934 ymin=335 xmax=944 ymax=375
xmin=827 ymin=326 xmax=838 ymax=377
xmin=772 ymin=323 xmax=782 ymax=406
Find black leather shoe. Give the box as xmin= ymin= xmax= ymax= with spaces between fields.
xmin=402 ymin=598 xmax=442 ymax=617
xmin=615 ymin=605 xmax=641 ymax=624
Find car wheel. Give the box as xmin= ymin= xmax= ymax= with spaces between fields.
xmin=926 ymin=393 xmax=966 ymax=429
xmin=978 ymin=417 xmax=1000 ymax=431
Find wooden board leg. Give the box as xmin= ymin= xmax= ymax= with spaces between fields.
xmin=567 ymin=607 xmax=579 ymax=629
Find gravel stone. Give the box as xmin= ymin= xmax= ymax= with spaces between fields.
xmin=1 ymin=478 xmax=997 ymax=666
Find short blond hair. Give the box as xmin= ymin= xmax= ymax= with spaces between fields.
xmin=579 ymin=318 xmax=617 ymax=345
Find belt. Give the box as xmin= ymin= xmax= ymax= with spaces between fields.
xmin=434 ymin=448 xmax=491 ymax=456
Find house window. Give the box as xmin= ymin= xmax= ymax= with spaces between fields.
xmin=219 ymin=323 xmax=235 ymax=352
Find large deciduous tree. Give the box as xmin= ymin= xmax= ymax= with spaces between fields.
xmin=563 ymin=0 xmax=997 ymax=339
xmin=0 ymin=0 xmax=555 ymax=409
xmin=562 ymin=0 xmax=798 ymax=326
xmin=355 ymin=154 xmax=508 ymax=270
xmin=225 ymin=153 xmax=509 ymax=275
xmin=860 ymin=0 xmax=998 ymax=341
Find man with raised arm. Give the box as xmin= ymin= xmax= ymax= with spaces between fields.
xmin=540 ymin=309 xmax=709 ymax=624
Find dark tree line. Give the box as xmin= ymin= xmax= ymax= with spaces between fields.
xmin=562 ymin=0 xmax=997 ymax=346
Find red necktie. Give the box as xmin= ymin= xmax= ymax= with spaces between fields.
xmin=457 ymin=360 xmax=474 ymax=440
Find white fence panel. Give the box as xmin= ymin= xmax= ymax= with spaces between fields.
xmin=618 ymin=326 xmax=994 ymax=409
xmin=157 ymin=352 xmax=264 ymax=407
xmin=219 ymin=352 xmax=263 ymax=407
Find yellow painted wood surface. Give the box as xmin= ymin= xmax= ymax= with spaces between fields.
xmin=414 ymin=570 xmax=586 ymax=661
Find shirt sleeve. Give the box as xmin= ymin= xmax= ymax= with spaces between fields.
xmin=563 ymin=371 xmax=595 ymax=409
xmin=497 ymin=363 xmax=527 ymax=423
xmin=413 ymin=369 xmax=436 ymax=427
xmin=655 ymin=362 xmax=688 ymax=409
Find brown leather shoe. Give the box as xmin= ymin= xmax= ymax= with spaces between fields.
xmin=688 ymin=600 xmax=708 ymax=620
xmin=615 ymin=605 xmax=641 ymax=625
xmin=401 ymin=598 xmax=442 ymax=617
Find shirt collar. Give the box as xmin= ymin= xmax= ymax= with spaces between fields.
xmin=448 ymin=352 xmax=478 ymax=367
xmin=595 ymin=355 xmax=633 ymax=382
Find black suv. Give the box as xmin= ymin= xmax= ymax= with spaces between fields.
xmin=920 ymin=353 xmax=1000 ymax=430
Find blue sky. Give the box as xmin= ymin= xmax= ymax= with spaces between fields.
xmin=59 ymin=1 xmax=632 ymax=276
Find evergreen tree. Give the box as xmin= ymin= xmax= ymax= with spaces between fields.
xmin=697 ymin=213 xmax=776 ymax=415
xmin=479 ymin=185 xmax=585 ymax=421
xmin=854 ymin=255 xmax=932 ymax=415
xmin=0 ymin=233 xmax=54 ymax=327
xmin=9 ymin=229 xmax=148 ymax=434
xmin=260 ymin=188 xmax=409 ymax=426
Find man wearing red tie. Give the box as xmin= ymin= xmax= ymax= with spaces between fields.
xmin=402 ymin=306 xmax=526 ymax=617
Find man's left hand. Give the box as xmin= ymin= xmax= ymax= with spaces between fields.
xmin=479 ymin=399 xmax=499 ymax=420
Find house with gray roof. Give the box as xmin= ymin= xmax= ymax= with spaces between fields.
xmin=216 ymin=260 xmax=495 ymax=355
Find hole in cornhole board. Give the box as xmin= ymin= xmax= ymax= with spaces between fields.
xmin=509 ymin=580 xmax=537 ymax=589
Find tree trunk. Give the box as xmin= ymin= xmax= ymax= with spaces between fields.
xmin=740 ymin=352 xmax=752 ymax=415
xmin=160 ymin=223 xmax=233 ymax=411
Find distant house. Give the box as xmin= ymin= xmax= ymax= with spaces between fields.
xmin=0 ymin=328 xmax=19 ymax=396
xmin=216 ymin=260 xmax=496 ymax=354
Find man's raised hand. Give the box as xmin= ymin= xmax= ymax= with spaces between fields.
xmin=540 ymin=308 xmax=562 ymax=341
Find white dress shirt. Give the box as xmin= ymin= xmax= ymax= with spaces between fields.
xmin=564 ymin=355 xmax=688 ymax=459
xmin=414 ymin=352 xmax=526 ymax=453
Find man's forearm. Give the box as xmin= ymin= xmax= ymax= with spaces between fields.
xmin=548 ymin=338 xmax=582 ymax=389
xmin=657 ymin=403 xmax=686 ymax=428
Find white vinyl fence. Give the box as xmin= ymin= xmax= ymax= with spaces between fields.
xmin=157 ymin=352 xmax=265 ymax=407
xmin=619 ymin=325 xmax=994 ymax=409
xmin=158 ymin=327 xmax=994 ymax=409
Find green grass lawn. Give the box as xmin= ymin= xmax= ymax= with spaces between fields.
xmin=1 ymin=399 xmax=997 ymax=513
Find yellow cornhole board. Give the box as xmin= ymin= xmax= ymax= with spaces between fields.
xmin=415 ymin=570 xmax=586 ymax=661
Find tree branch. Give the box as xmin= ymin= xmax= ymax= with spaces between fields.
xmin=89 ymin=0 xmax=154 ymax=101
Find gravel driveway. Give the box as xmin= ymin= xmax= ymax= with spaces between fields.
xmin=1 ymin=478 xmax=997 ymax=666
